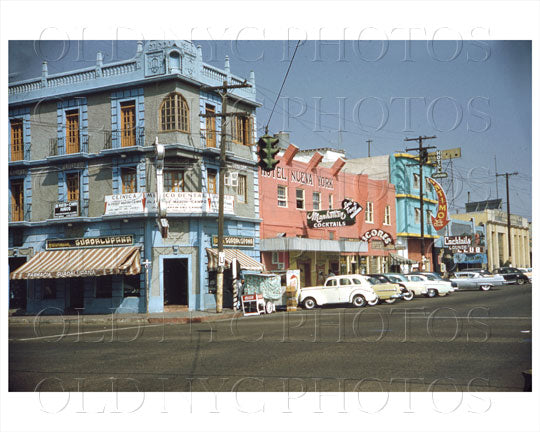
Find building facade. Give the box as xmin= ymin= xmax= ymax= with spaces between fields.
xmin=8 ymin=40 xmax=262 ymax=314
xmin=344 ymin=153 xmax=439 ymax=271
xmin=259 ymin=135 xmax=397 ymax=287
xmin=452 ymin=209 xmax=531 ymax=271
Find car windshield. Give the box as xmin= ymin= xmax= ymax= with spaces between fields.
xmin=425 ymin=273 xmax=443 ymax=280
xmin=387 ymin=275 xmax=402 ymax=283
xmin=367 ymin=277 xmax=381 ymax=285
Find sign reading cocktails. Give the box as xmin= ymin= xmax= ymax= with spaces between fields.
xmin=307 ymin=199 xmax=363 ymax=228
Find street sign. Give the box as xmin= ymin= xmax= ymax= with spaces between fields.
xmin=432 ymin=172 xmax=448 ymax=179
xmin=218 ymin=251 xmax=225 ymax=267
xmin=427 ymin=147 xmax=461 ymax=162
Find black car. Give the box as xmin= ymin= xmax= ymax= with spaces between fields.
xmin=493 ymin=267 xmax=529 ymax=285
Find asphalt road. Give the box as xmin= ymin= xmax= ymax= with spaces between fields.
xmin=9 ymin=283 xmax=532 ymax=392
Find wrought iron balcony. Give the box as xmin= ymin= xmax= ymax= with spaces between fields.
xmin=104 ymin=127 xmax=145 ymax=149
xmin=49 ymin=134 xmax=89 ymax=156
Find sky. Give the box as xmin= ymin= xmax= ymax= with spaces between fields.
xmin=8 ymin=39 xmax=532 ymax=220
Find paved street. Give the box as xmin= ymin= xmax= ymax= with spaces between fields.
xmin=9 ymin=284 xmax=531 ymax=392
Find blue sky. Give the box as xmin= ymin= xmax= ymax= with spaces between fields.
xmin=9 ymin=40 xmax=532 ymax=219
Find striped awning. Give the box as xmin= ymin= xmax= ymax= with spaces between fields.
xmin=390 ymin=253 xmax=417 ymax=265
xmin=10 ymin=246 xmax=141 ymax=280
xmin=206 ymin=248 xmax=264 ymax=271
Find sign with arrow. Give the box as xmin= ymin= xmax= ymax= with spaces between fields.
xmin=427 ymin=177 xmax=450 ymax=231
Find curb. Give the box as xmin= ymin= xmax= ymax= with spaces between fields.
xmin=9 ymin=312 xmax=241 ymax=326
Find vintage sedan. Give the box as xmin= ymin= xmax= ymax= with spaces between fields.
xmin=450 ymin=271 xmax=505 ymax=291
xmin=493 ymin=267 xmax=530 ymax=285
xmin=363 ymin=274 xmax=403 ymax=304
xmin=299 ymin=275 xmax=379 ymax=309
xmin=518 ymin=268 xmax=532 ymax=281
xmin=404 ymin=274 xmax=453 ymax=297
xmin=383 ymin=273 xmax=428 ymax=300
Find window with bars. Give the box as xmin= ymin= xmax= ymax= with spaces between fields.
xmin=207 ymin=170 xmax=217 ymax=194
xmin=10 ymin=119 xmax=24 ymax=161
xmin=10 ymin=179 xmax=24 ymax=222
xmin=237 ymin=174 xmax=247 ymax=204
xmin=120 ymin=101 xmax=136 ymax=147
xmin=160 ymin=92 xmax=190 ymax=132
xmin=384 ymin=205 xmax=391 ymax=225
xmin=164 ymin=170 xmax=184 ymax=192
xmin=313 ymin=192 xmax=320 ymax=210
xmin=205 ymin=104 xmax=216 ymax=148
xmin=365 ymin=201 xmax=374 ymax=223
xmin=231 ymin=115 xmax=253 ymax=146
xmin=121 ymin=167 xmax=137 ymax=194
xmin=66 ymin=109 xmax=80 ymax=154
xmin=277 ymin=185 xmax=287 ymax=207
xmin=296 ymin=189 xmax=305 ymax=210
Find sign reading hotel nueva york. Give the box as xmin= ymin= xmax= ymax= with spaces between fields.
xmin=260 ymin=166 xmax=334 ymax=189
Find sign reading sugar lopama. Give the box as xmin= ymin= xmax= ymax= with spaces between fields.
xmin=46 ymin=235 xmax=134 ymax=250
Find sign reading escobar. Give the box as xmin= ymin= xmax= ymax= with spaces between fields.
xmin=306 ymin=199 xmax=363 ymax=228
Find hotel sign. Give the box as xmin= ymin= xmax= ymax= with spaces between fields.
xmin=46 ymin=235 xmax=134 ymax=250
xmin=260 ymin=166 xmax=335 ymax=190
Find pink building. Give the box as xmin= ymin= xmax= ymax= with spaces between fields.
xmin=259 ymin=136 xmax=397 ymax=287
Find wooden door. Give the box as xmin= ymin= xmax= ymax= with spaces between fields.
xmin=121 ymin=102 xmax=136 ymax=147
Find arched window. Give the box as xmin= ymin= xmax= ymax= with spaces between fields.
xmin=160 ymin=92 xmax=190 ymax=132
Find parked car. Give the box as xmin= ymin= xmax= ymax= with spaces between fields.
xmin=413 ymin=272 xmax=458 ymax=292
xmin=364 ymin=274 xmax=403 ymax=304
xmin=493 ymin=267 xmax=530 ymax=285
xmin=383 ymin=273 xmax=428 ymax=300
xmin=518 ymin=268 xmax=532 ymax=281
xmin=299 ymin=275 xmax=379 ymax=309
xmin=450 ymin=271 xmax=505 ymax=291
xmin=404 ymin=274 xmax=453 ymax=297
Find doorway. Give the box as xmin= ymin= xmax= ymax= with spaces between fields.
xmin=163 ymin=258 xmax=188 ymax=306
xmin=299 ymin=261 xmax=312 ymax=287
xmin=68 ymin=278 xmax=84 ymax=310
xmin=9 ymin=257 xmax=27 ymax=310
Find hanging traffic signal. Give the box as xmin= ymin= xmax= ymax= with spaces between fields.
xmin=257 ymin=134 xmax=280 ymax=172
xmin=420 ymin=148 xmax=429 ymax=164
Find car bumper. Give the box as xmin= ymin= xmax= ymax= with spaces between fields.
xmin=391 ymin=294 xmax=401 ymax=299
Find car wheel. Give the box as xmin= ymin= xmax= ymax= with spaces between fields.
xmin=265 ymin=301 xmax=275 ymax=314
xmin=384 ymin=298 xmax=397 ymax=304
xmin=479 ymin=284 xmax=491 ymax=291
xmin=352 ymin=295 xmax=366 ymax=308
xmin=367 ymin=297 xmax=379 ymax=306
xmin=517 ymin=278 xmax=525 ymax=285
xmin=426 ymin=289 xmax=437 ymax=298
xmin=303 ymin=297 xmax=316 ymax=310
xmin=402 ymin=290 xmax=414 ymax=301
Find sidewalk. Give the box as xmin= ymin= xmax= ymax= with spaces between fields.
xmin=8 ymin=308 xmax=241 ymax=325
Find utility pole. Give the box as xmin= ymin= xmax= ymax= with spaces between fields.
xmin=200 ymin=79 xmax=252 ymax=313
xmin=496 ymin=171 xmax=518 ymax=266
xmin=366 ymin=139 xmax=373 ymax=157
xmin=405 ymin=135 xmax=437 ymax=271
xmin=494 ymin=155 xmax=499 ymax=199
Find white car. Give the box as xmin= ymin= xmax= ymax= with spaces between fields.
xmin=450 ymin=271 xmax=505 ymax=291
xmin=383 ymin=273 xmax=428 ymax=300
xmin=299 ymin=275 xmax=379 ymax=309
xmin=404 ymin=274 xmax=454 ymax=297
xmin=518 ymin=268 xmax=532 ymax=282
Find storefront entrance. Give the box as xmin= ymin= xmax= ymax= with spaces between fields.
xmin=68 ymin=278 xmax=84 ymax=310
xmin=164 ymin=258 xmax=188 ymax=306
xmin=9 ymin=257 xmax=27 ymax=310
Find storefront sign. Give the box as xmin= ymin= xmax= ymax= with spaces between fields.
xmin=307 ymin=199 xmax=362 ymax=228
xmin=260 ymin=167 xmax=334 ymax=190
xmin=444 ymin=235 xmax=485 ymax=253
xmin=104 ymin=192 xmax=234 ymax=216
xmin=427 ymin=177 xmax=450 ymax=230
xmin=360 ymin=229 xmax=394 ymax=245
xmin=211 ymin=235 xmax=255 ymax=248
xmin=46 ymin=235 xmax=134 ymax=250
xmin=54 ymin=201 xmax=79 ymax=218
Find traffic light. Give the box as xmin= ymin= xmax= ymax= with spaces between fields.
xmin=420 ymin=149 xmax=429 ymax=164
xmin=257 ymin=134 xmax=280 ymax=172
